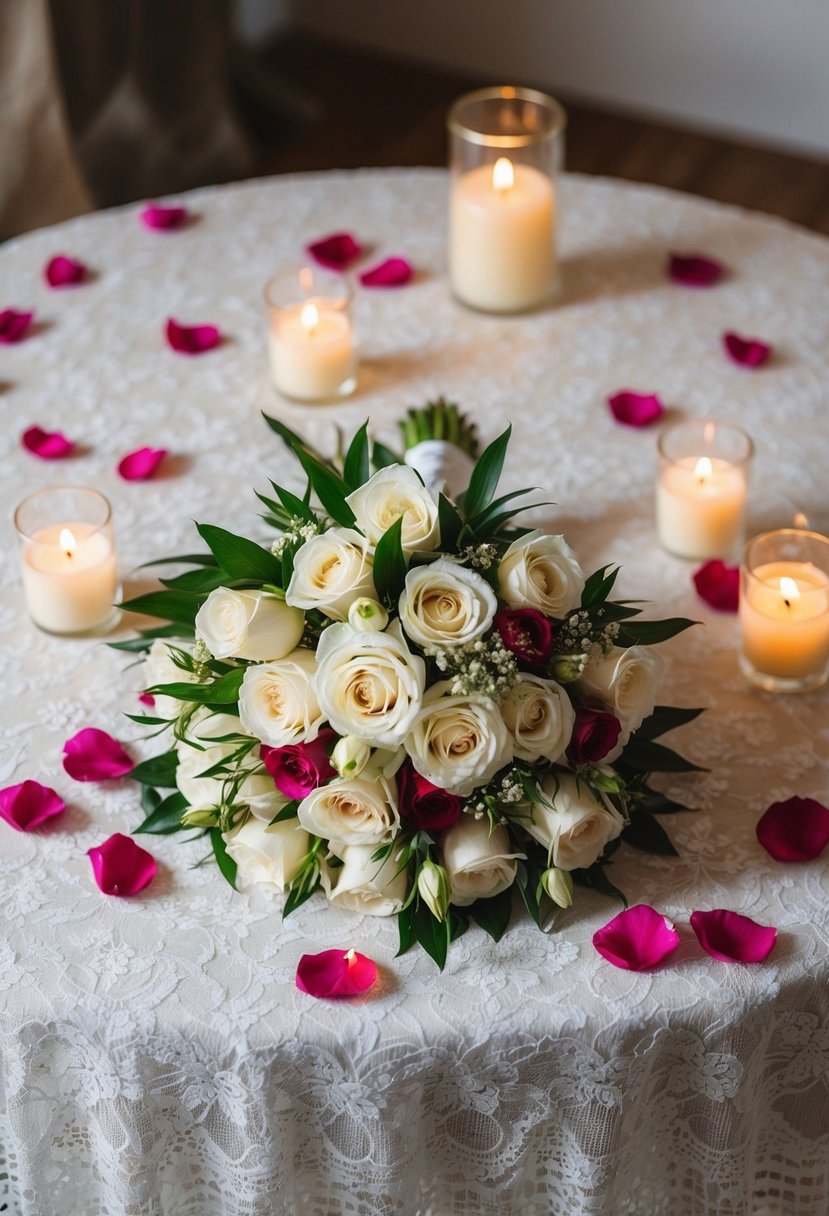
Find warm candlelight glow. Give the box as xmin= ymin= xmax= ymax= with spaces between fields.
xmin=344 ymin=948 xmax=356 ymax=963
xmin=299 ymin=266 xmax=314 ymax=292
xmin=794 ymin=511 xmax=809 ymax=529
xmin=60 ymin=528 xmax=76 ymax=559
xmin=492 ymin=156 xmax=514 ymax=193
xmin=301 ymin=302 xmax=320 ymax=334
xmin=703 ymin=421 xmax=716 ymax=445
xmin=780 ymin=576 xmax=800 ymax=608
xmin=694 ymin=456 xmax=713 ymax=485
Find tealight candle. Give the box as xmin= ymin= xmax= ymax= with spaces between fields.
xmin=265 ymin=268 xmax=357 ymax=403
xmin=656 ymin=419 xmax=753 ymax=559
xmin=15 ymin=487 xmax=120 ymax=635
xmin=739 ymin=529 xmax=829 ymax=692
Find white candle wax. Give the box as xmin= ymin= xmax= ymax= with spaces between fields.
xmin=449 ymin=160 xmax=555 ymax=313
xmin=269 ymin=299 xmax=356 ymax=402
xmin=21 ymin=521 xmax=118 ymax=634
xmin=740 ymin=561 xmax=829 ymax=680
xmin=656 ymin=456 xmax=747 ymax=559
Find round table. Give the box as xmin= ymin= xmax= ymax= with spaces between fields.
xmin=1 ymin=169 xmax=828 ymax=1216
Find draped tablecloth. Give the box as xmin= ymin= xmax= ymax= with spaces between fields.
xmin=1 ymin=169 xmax=828 ymax=1216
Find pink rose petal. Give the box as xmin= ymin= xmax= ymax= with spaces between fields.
xmin=296 ymin=948 xmax=378 ymax=998
xmin=21 ymin=425 xmax=76 ymax=460
xmin=608 ymin=390 xmax=664 ymax=428
xmin=359 ymin=257 xmax=413 ymax=288
xmin=693 ymin=560 xmax=739 ymax=613
xmin=138 ymin=692 xmax=156 ymax=708
xmin=63 ymin=728 xmax=133 ymax=782
xmin=0 ymin=780 xmax=65 ymax=831
xmin=593 ymin=903 xmax=680 ymax=971
xmin=756 ymin=796 xmax=829 ymax=862
xmin=0 ymin=309 xmax=34 ymax=343
xmin=87 ymin=832 xmax=157 ymax=896
xmin=166 ymin=317 xmax=221 ymax=355
xmin=118 ymin=447 xmax=167 ymax=481
xmin=723 ymin=331 xmax=771 ymax=368
xmin=306 ymin=231 xmax=363 ymax=270
xmin=45 ymin=255 xmax=87 ymax=288
xmin=140 ymin=203 xmax=189 ymax=230
xmin=668 ymin=253 xmax=725 ymax=287
xmin=690 ymin=908 xmax=776 ymax=963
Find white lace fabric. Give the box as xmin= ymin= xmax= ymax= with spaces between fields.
xmin=1 ymin=169 xmax=828 ymax=1216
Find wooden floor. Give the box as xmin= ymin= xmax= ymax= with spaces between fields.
xmin=246 ymin=33 xmax=829 ymax=236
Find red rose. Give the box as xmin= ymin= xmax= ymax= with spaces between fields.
xmin=494 ymin=608 xmax=553 ymax=666
xmin=566 ymin=708 xmax=622 ymax=766
xmin=397 ymin=763 xmax=462 ymax=832
xmin=261 ymin=730 xmax=336 ymax=800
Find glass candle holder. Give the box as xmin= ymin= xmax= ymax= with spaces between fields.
xmin=656 ymin=419 xmax=753 ymax=560
xmin=15 ymin=486 xmax=121 ymax=636
xmin=265 ymin=267 xmax=357 ymax=403
xmin=447 ymin=85 xmax=566 ymax=314
xmin=739 ymin=529 xmax=829 ymax=693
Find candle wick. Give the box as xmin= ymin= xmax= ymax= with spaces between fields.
xmin=784 ymin=598 xmax=791 ymax=608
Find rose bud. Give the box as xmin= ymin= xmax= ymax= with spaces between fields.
xmin=539 ymin=866 xmax=573 ymax=909
xmin=348 ymin=596 xmax=389 ymax=632
xmin=417 ymin=858 xmax=451 ymax=922
xmin=550 ymin=654 xmax=587 ymax=683
xmin=566 ymin=708 xmax=622 ymax=766
xmin=331 ymin=735 xmax=371 ymax=779
xmin=494 ymin=607 xmax=554 ymax=666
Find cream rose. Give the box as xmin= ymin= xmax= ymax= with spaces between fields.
xmin=315 ymin=620 xmax=425 ymax=747
xmin=527 ymin=772 xmax=624 ymax=871
xmin=345 ymin=464 xmax=439 ymax=554
xmin=440 ymin=818 xmax=524 ymax=906
xmin=195 ymin=588 xmax=304 ymax=661
xmin=398 ymin=558 xmax=497 ymax=650
xmin=578 ymin=645 xmax=663 ymax=744
xmin=298 ymin=775 xmax=399 ymax=846
xmin=286 ymin=528 xmax=376 ymax=621
xmin=500 ymin=674 xmax=575 ymax=763
xmin=238 ymin=648 xmax=323 ymax=746
xmin=498 ymin=530 xmax=585 ymax=617
xmin=405 ymin=683 xmax=512 ymax=797
xmin=223 ymin=816 xmax=310 ymax=893
xmin=144 ymin=638 xmax=198 ymax=720
xmin=325 ymin=841 xmax=408 ymax=917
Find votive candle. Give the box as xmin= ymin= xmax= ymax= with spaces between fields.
xmin=265 ymin=268 xmax=357 ymax=403
xmin=656 ymin=419 xmax=753 ymax=559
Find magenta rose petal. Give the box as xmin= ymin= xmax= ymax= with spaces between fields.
xmin=165 ymin=318 xmax=221 ymax=355
xmin=693 ymin=560 xmax=739 ymax=613
xmin=118 ymin=447 xmax=167 ymax=481
xmin=756 ymin=796 xmax=829 ymax=862
xmin=0 ymin=309 xmax=34 ymax=344
xmin=45 ymin=255 xmax=87 ymax=288
xmin=87 ymin=833 xmax=157 ymax=896
xmin=359 ymin=257 xmax=413 ymax=288
xmin=723 ymin=332 xmax=771 ymax=369
xmin=63 ymin=728 xmax=133 ymax=782
xmin=668 ymin=253 xmax=725 ymax=287
xmin=593 ymin=904 xmax=680 ymax=971
xmin=140 ymin=202 xmax=189 ymax=230
xmin=690 ymin=909 xmax=776 ymax=963
xmin=296 ymin=948 xmax=378 ymax=998
xmin=0 ymin=780 xmax=65 ymax=832
xmin=21 ymin=425 xmax=76 ymax=460
xmin=260 ymin=730 xmax=336 ymax=800
xmin=138 ymin=692 xmax=156 ymax=708
xmin=306 ymin=232 xmax=363 ymax=270
xmin=608 ymin=390 xmax=664 ymax=428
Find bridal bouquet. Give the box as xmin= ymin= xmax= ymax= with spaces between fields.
xmin=120 ymin=401 xmax=700 ymax=967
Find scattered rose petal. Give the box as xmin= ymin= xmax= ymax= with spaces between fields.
xmin=306 ymin=231 xmax=363 ymax=270
xmin=296 ymin=948 xmax=378 ymax=998
xmin=608 ymin=390 xmax=664 ymax=428
xmin=165 ymin=318 xmax=221 ymax=354
xmin=567 ymin=708 xmax=622 ymax=766
xmin=63 ymin=728 xmax=132 ymax=781
xmin=690 ymin=909 xmax=776 ymax=963
xmin=0 ymin=780 xmax=65 ymax=831
xmin=593 ymin=904 xmax=680 ymax=971
xmin=88 ymin=833 xmax=157 ymax=896
xmin=756 ymin=796 xmax=829 ymax=862
xmin=359 ymin=257 xmax=413 ymax=288
xmin=118 ymin=447 xmax=167 ymax=480
xmin=693 ymin=560 xmax=739 ymax=613
xmin=45 ymin=255 xmax=87 ymax=287
xmin=21 ymin=425 xmax=76 ymax=460
xmin=0 ymin=309 xmax=34 ymax=343
xmin=140 ymin=203 xmax=189 ymax=230
xmin=138 ymin=692 xmax=156 ymax=708
xmin=723 ymin=332 xmax=771 ymax=368
xmin=668 ymin=253 xmax=725 ymax=287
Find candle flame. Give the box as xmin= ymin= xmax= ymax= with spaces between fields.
xmin=780 ymin=576 xmax=800 ymax=607
xmin=694 ymin=456 xmax=713 ymax=484
xmin=60 ymin=528 xmax=76 ymax=558
xmin=794 ymin=511 xmax=809 ymax=529
xmin=301 ymin=302 xmax=320 ymax=334
xmin=299 ymin=266 xmax=314 ymax=293
xmin=492 ymin=157 xmax=514 ymax=193
xmin=344 ymin=948 xmax=356 ymax=963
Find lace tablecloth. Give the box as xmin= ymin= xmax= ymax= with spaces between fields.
xmin=1 ymin=169 xmax=828 ymax=1216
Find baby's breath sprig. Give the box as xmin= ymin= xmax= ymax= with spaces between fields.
xmin=550 ymin=608 xmax=621 ymax=680
xmin=271 ymin=516 xmax=321 ymax=558
xmin=430 ymin=632 xmax=518 ymax=701
xmin=463 ymin=765 xmax=530 ymax=829
xmin=457 ymin=542 xmax=499 ymax=571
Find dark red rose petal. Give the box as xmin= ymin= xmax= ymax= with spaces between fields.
xmin=165 ymin=318 xmax=221 ymax=354
xmin=22 ymin=425 xmax=76 ymax=460
xmin=693 ymin=560 xmax=739 ymax=613
xmin=566 ymin=708 xmax=622 ymax=766
xmin=668 ymin=253 xmax=725 ymax=287
xmin=690 ymin=909 xmax=776 ymax=963
xmin=45 ymin=255 xmax=87 ymax=288
xmin=306 ymin=232 xmax=363 ymax=270
xmin=0 ymin=309 xmax=34 ymax=343
xmin=608 ymin=391 xmax=664 ymax=428
xmin=756 ymin=796 xmax=829 ymax=862
xmin=359 ymin=257 xmax=413 ymax=288
xmin=723 ymin=332 xmax=771 ymax=369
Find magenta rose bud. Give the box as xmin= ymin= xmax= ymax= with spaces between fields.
xmin=260 ymin=730 xmax=336 ymax=800
xmin=397 ymin=763 xmax=462 ymax=832
xmin=566 ymin=708 xmax=622 ymax=766
xmin=494 ymin=608 xmax=554 ymax=666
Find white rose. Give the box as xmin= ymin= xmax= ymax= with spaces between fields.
xmin=398 ymin=558 xmax=497 ymax=650
xmin=440 ymin=817 xmax=524 ymax=906
xmin=578 ymin=645 xmax=663 ymax=745
xmin=404 ymin=438 xmax=475 ymax=500
xmin=144 ymin=638 xmax=197 ymax=720
xmin=238 ymin=648 xmax=323 ymax=746
xmin=345 ymin=464 xmax=439 ymax=555
xmin=195 ymin=588 xmax=304 ymax=661
xmin=500 ymin=674 xmax=575 ymax=763
xmin=315 ymin=620 xmax=425 ymax=747
xmin=298 ymin=775 xmax=399 ymax=846
xmin=286 ymin=527 xmax=376 ymax=621
xmin=325 ymin=841 xmax=408 ymax=917
xmin=175 ymin=712 xmax=254 ymax=810
xmin=223 ymin=816 xmax=310 ymax=893
xmin=405 ymin=682 xmax=512 ymax=797
xmin=498 ymin=530 xmax=585 ymax=617
xmin=527 ymin=772 xmax=624 ymax=871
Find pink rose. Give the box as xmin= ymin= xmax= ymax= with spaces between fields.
xmin=260 ymin=729 xmax=336 ymax=800
xmin=494 ymin=608 xmax=553 ymax=666
xmin=566 ymin=708 xmax=621 ymax=766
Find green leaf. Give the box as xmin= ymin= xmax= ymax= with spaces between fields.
xmin=129 ymin=750 xmax=179 ymax=788
xmin=463 ymin=425 xmax=511 ymax=520
xmin=273 ymin=480 xmax=316 ymax=524
xmin=396 ymin=905 xmax=416 ymax=957
xmin=572 ymin=862 xmax=628 ymax=905
xmin=448 ymin=907 xmax=470 ymax=942
xmin=262 ymin=412 xmax=334 ymax=468
xmin=141 ymin=785 xmax=161 ymax=815
xmin=412 ymin=901 xmax=451 ymax=970
xmin=120 ymin=589 xmax=205 ymax=626
xmin=134 ymin=791 xmax=188 ymax=835
xmin=148 ymin=667 xmax=245 ymax=707
xmin=636 ymin=705 xmax=705 ymax=742
xmin=372 ymin=440 xmax=402 ymax=470
xmin=515 ymin=859 xmax=542 ymax=927
xmin=139 ymin=553 xmax=219 ymax=569
xmin=372 ymin=515 xmax=408 ymax=606
xmin=342 ymin=421 xmax=370 ymax=491
xmin=618 ymin=618 xmax=698 ymax=646
xmin=211 ymin=827 xmax=237 ymax=888
xmin=623 ymin=809 xmax=679 ymax=856
xmin=466 ymin=487 xmax=537 ymax=531
xmin=438 ymin=493 xmax=463 ymax=550
xmin=468 ymin=887 xmax=513 ymax=942
xmin=195 ymin=523 xmax=278 ymax=582
xmin=268 ymin=799 xmax=300 ymax=825
xmin=109 ymin=623 xmax=189 ymax=653
xmin=581 ymin=565 xmax=621 ymax=607
xmin=620 ymin=736 xmax=706 ymax=773
xmin=639 ymin=787 xmax=696 ymax=815
xmin=294 ymin=448 xmax=356 ymax=529
xmin=160 ymin=567 xmax=229 ymax=594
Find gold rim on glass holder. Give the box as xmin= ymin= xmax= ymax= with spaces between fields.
xmin=447 ymin=86 xmax=567 ymax=148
